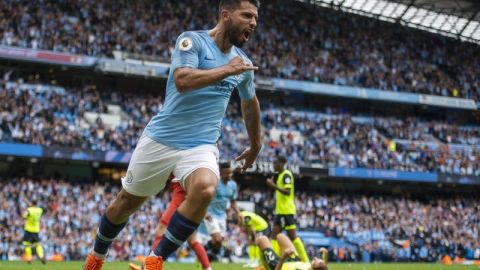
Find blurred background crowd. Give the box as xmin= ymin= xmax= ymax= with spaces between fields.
xmin=1 ymin=0 xmax=479 ymax=101
xmin=1 ymin=80 xmax=478 ymax=175
xmin=1 ymin=177 xmax=478 ymax=262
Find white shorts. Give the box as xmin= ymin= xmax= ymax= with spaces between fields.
xmin=121 ymin=133 xmax=220 ymax=197
xmin=203 ymin=216 xmax=227 ymax=235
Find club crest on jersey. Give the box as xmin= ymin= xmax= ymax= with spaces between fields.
xmin=179 ymin=37 xmax=193 ymax=51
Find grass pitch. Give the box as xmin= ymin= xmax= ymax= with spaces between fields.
xmin=0 ymin=262 xmax=478 ymax=270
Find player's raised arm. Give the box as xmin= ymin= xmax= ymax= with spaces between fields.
xmin=174 ymin=56 xmax=258 ymax=92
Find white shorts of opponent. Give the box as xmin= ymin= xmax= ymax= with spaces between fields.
xmin=121 ymin=133 xmax=220 ymax=197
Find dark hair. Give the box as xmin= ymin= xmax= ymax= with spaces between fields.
xmin=312 ymin=264 xmax=328 ymax=270
xmin=312 ymin=263 xmax=328 ymax=270
xmin=219 ymin=162 xmax=231 ymax=169
xmin=275 ymin=155 xmax=287 ymax=164
xmin=219 ymin=0 xmax=260 ymax=10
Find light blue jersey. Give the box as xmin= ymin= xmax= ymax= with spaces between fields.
xmin=208 ymin=179 xmax=238 ymax=218
xmin=145 ymin=30 xmax=255 ymax=149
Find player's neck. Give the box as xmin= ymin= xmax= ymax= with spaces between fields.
xmin=208 ymin=26 xmax=232 ymax=54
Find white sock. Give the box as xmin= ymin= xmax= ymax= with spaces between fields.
xmin=92 ymin=250 xmax=107 ymax=259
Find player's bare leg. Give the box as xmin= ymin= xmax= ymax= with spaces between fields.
xmin=145 ymin=168 xmax=217 ymax=270
xmin=255 ymin=236 xmax=279 ymax=270
xmin=286 ymin=228 xmax=308 ymax=263
xmin=276 ymin=234 xmax=296 ymax=257
xmin=255 ymin=235 xmax=271 ymax=251
xmin=269 ymin=225 xmax=282 ymax=255
xmin=84 ymin=189 xmax=147 ymax=270
xmin=243 ymin=231 xmax=260 ymax=268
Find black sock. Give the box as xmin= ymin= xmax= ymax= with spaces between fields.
xmin=93 ymin=214 xmax=127 ymax=255
xmin=153 ymin=211 xmax=198 ymax=258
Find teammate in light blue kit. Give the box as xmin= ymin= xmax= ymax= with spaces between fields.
xmin=83 ymin=1 xmax=261 ymax=270
xmin=202 ymin=162 xmax=239 ymax=257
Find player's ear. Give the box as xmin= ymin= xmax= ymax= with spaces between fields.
xmin=220 ymin=8 xmax=231 ymax=22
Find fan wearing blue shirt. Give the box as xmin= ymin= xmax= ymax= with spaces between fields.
xmin=83 ymin=1 xmax=261 ymax=270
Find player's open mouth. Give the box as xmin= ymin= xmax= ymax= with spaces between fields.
xmin=243 ymin=31 xmax=251 ymax=41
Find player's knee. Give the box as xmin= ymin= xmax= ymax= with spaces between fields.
xmin=211 ymin=234 xmax=223 ymax=248
xmin=256 ymin=235 xmax=269 ymax=247
xmin=189 ymin=177 xmax=217 ymax=203
xmin=276 ymin=233 xmax=289 ymax=243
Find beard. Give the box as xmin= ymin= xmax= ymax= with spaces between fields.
xmin=226 ymin=20 xmax=246 ymax=47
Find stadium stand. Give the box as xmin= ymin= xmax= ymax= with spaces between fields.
xmin=0 ymin=0 xmax=479 ymax=101
xmin=0 ymin=177 xmax=478 ymax=262
xmin=0 ymin=0 xmax=479 ymax=266
xmin=1 ymin=79 xmax=479 ymax=175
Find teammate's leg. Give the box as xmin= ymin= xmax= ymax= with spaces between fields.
xmin=276 ymin=234 xmax=297 ymax=257
xmin=286 ymin=228 xmax=308 ymax=263
xmin=256 ymin=236 xmax=280 ymax=270
xmin=22 ymin=241 xmax=32 ymax=264
xmin=244 ymin=231 xmax=260 ymax=267
xmin=34 ymin=242 xmax=46 ymax=264
xmin=204 ymin=217 xmax=223 ymax=259
xmin=187 ymin=231 xmax=211 ymax=270
xmin=150 ymin=168 xmax=217 ymax=260
xmin=270 ymin=221 xmax=282 ymax=255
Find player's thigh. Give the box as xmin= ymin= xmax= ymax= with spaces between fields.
xmin=174 ymin=144 xmax=220 ymax=191
xmin=283 ymin=215 xmax=297 ymax=232
xmin=122 ymin=133 xmax=181 ymax=197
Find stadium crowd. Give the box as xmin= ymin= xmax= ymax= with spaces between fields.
xmin=1 ymin=0 xmax=479 ymax=101
xmin=1 ymin=177 xmax=479 ymax=262
xmin=239 ymin=189 xmax=480 ymax=262
xmin=1 ymin=81 xmax=479 ymax=175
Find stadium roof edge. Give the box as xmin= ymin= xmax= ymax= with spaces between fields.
xmin=300 ymin=0 xmax=480 ymax=44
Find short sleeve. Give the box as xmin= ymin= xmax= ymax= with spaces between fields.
xmin=237 ymin=70 xmax=255 ymax=100
xmin=282 ymin=174 xmax=293 ymax=189
xmin=244 ymin=215 xmax=252 ymax=226
xmin=170 ymin=32 xmax=202 ymax=72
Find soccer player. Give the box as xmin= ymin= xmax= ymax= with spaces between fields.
xmin=238 ymin=210 xmax=269 ymax=267
xmin=129 ymin=179 xmax=211 ymax=270
xmin=83 ymin=1 xmax=261 ymax=269
xmin=22 ymin=199 xmax=46 ymax=265
xmin=202 ymin=162 xmax=239 ymax=259
xmin=266 ymin=156 xmax=309 ymax=263
xmin=256 ymin=234 xmax=328 ymax=270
